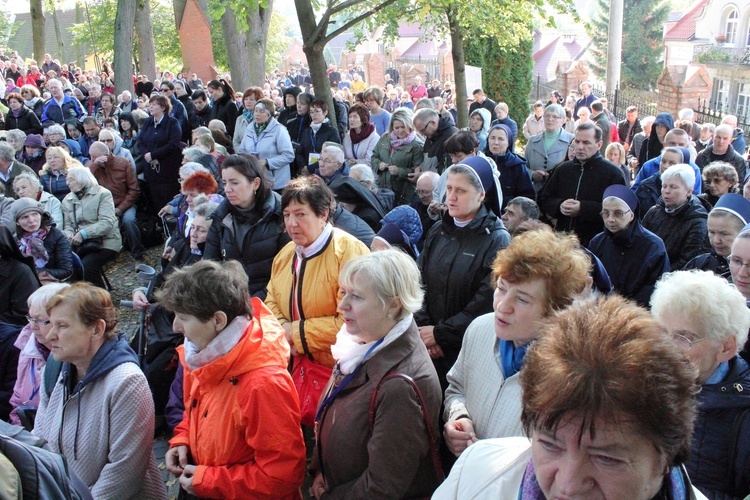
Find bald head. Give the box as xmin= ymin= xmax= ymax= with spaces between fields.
xmin=88 ymin=141 xmax=110 ymax=158
xmin=416 ymin=171 xmax=439 ymax=206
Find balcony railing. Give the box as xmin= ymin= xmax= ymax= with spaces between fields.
xmin=694 ymin=44 xmax=750 ymax=65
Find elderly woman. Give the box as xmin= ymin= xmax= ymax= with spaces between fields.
xmin=651 ymin=270 xmax=750 ymax=498
xmin=588 ymin=185 xmax=670 ymax=306
xmin=370 ymin=107 xmax=423 ymax=206
xmin=310 ymin=250 xmax=442 ymax=498
xmin=233 ymin=86 xmax=264 ymax=152
xmin=643 ymin=164 xmax=710 ymax=269
xmin=416 ymin=156 xmax=510 ymax=390
xmin=136 ymin=94 xmax=183 ymax=211
xmin=159 ymin=261 xmax=306 ymax=498
xmin=6 ymin=129 xmax=27 ymax=160
xmin=444 ymin=228 xmax=590 ymax=459
xmin=61 ymin=166 xmax=122 ymax=288
xmin=203 ymin=155 xmax=288 ymax=297
xmin=484 ymin=124 xmax=535 ymax=209
xmin=605 ymin=141 xmax=631 ymax=184
xmin=343 ymin=102 xmax=380 ymax=167
xmin=634 ymin=146 xmax=688 ymax=219
xmin=39 ymin=145 xmax=78 ymax=202
xmin=434 ymin=295 xmax=703 ymax=498
xmin=7 ymin=196 xmax=71 ymax=284
xmin=98 ymin=128 xmax=135 ymax=170
xmin=265 ymin=176 xmax=369 ymax=425
xmin=238 ymin=98 xmax=294 ymax=192
xmin=168 ymin=169 xmax=220 ymax=248
xmin=33 ymin=283 xmax=166 ymax=498
xmin=699 ymin=161 xmax=739 ymax=207
xmin=5 ymin=91 xmax=43 ymax=135
xmin=13 ymin=172 xmax=63 ymax=228
xmin=8 ymin=283 xmax=68 ymax=428
xmin=685 ymin=193 xmax=750 ymax=279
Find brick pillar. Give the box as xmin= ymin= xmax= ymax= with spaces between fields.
xmin=657 ymin=65 xmax=711 ymax=118
xmin=364 ymin=53 xmax=385 ymax=88
xmin=177 ymin=0 xmax=217 ymax=84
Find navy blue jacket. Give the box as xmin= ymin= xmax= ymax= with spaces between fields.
xmin=40 ymin=171 xmax=70 ymax=202
xmin=588 ymin=219 xmax=670 ymax=307
xmin=642 ymin=195 xmax=710 ymax=270
xmin=683 ymin=250 xmax=730 ymax=281
xmin=136 ymin=115 xmax=183 ymax=186
xmin=40 ymin=95 xmax=86 ymax=126
xmin=687 ymin=356 xmax=750 ymax=498
xmin=486 ymin=150 xmax=535 ymax=209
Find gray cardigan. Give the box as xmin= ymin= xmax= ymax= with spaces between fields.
xmin=238 ymin=118 xmax=294 ymax=191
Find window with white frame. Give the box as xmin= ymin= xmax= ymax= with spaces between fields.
xmin=726 ymin=8 xmax=739 ymax=44
xmin=738 ymin=83 xmax=750 ymax=120
xmin=711 ymin=78 xmax=730 ymax=109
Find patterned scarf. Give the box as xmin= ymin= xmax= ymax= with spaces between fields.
xmin=390 ymin=130 xmax=416 ymax=151
xmin=519 ymin=459 xmax=689 ymax=499
xmin=19 ymin=228 xmax=49 ymax=268
xmin=254 ymin=120 xmax=269 ymax=136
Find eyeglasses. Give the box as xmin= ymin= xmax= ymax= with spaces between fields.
xmin=671 ymin=333 xmax=710 ymax=350
xmin=319 ymin=159 xmax=341 ymax=165
xmin=26 ymin=316 xmax=51 ymax=326
xmin=415 ymin=121 xmax=431 ymax=135
xmin=417 ymin=189 xmax=433 ymax=196
xmin=705 ymin=177 xmax=727 ymax=184
xmin=729 ymin=255 xmax=750 ymax=271
xmin=160 ymin=88 xmax=170 ymax=93
xmin=599 ymin=209 xmax=632 ymax=219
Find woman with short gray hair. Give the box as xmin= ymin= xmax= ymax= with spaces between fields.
xmin=13 ymin=172 xmax=63 ymax=228
xmin=643 ymin=164 xmax=710 ymax=269
xmin=61 ymin=166 xmax=121 ymax=288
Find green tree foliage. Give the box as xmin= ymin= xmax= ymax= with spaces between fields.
xmin=464 ymin=30 xmax=534 ymax=133
xmin=588 ymin=0 xmax=670 ymax=90
xmin=0 ymin=1 xmax=18 ymax=48
xmin=70 ymin=0 xmax=180 ymax=69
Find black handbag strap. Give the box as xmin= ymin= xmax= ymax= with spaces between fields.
xmin=71 ymin=201 xmax=79 ymax=233
xmin=368 ymin=372 xmax=444 ymax=482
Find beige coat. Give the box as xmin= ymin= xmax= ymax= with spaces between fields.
xmin=61 ymin=184 xmax=122 ymax=252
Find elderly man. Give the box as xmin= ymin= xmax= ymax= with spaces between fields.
xmin=188 ymin=73 xmax=203 ymax=90
xmin=722 ymin=114 xmax=746 ymax=155
xmin=119 ymin=90 xmax=138 ymax=112
xmin=525 ymin=104 xmax=574 ymax=192
xmin=501 ymin=196 xmax=540 ymax=237
xmin=409 ymin=171 xmax=440 ymax=251
xmin=651 ymin=270 xmax=750 ymax=498
xmin=617 ymin=106 xmax=643 ymax=151
xmin=0 ymin=142 xmax=35 ymax=198
xmin=573 ymin=80 xmax=596 ymax=120
xmin=42 ymin=54 xmax=61 ymax=76
xmin=40 ymin=79 xmax=86 ymax=127
xmin=84 ymin=84 xmax=102 ymax=116
xmin=86 ymin=141 xmax=144 ymax=259
xmin=414 ymin=108 xmax=458 ymax=175
xmin=697 ymin=123 xmax=747 ymax=181
xmin=632 ymin=128 xmax=703 ymax=192
xmin=314 ymin=144 xmax=349 ymax=185
xmin=99 ymin=129 xmax=135 ymax=169
xmin=539 ymin=122 xmax=626 ymax=246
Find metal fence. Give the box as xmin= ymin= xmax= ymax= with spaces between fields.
xmin=531 ymin=75 xmax=659 ymax=123
xmin=694 ymin=97 xmax=750 ymax=143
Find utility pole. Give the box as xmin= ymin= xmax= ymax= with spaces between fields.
xmin=606 ymin=0 xmax=624 ymax=95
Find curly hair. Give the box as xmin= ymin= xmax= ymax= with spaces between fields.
xmin=520 ymin=295 xmax=699 ymax=467
xmin=181 ymin=170 xmax=218 ymax=195
xmin=492 ymin=228 xmax=590 ymax=315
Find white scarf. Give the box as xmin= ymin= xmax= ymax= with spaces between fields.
xmin=184 ymin=315 xmax=251 ymax=371
xmin=331 ymin=314 xmax=412 ymax=374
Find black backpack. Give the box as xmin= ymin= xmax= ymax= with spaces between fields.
xmin=0 ymin=420 xmax=92 ymax=500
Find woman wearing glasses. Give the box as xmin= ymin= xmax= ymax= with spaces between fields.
xmin=698 ymin=161 xmax=739 ymax=208
xmin=588 ymin=185 xmax=670 ymax=307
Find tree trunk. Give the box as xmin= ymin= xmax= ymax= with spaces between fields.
xmin=294 ymin=0 xmax=336 ymax=129
xmin=135 ymin=0 xmax=156 ymax=80
xmin=30 ymin=0 xmax=46 ymax=63
xmin=75 ymin=1 xmax=84 ymax=67
xmin=50 ymin=3 xmax=65 ymax=61
xmin=245 ymin=0 xmax=274 ymax=87
xmin=221 ymin=6 xmax=251 ymax=92
xmin=114 ymin=0 xmax=136 ymax=95
xmin=447 ymin=8 xmax=468 ymax=129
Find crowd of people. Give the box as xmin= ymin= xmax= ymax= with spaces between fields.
xmin=0 ymin=49 xmax=748 ymax=499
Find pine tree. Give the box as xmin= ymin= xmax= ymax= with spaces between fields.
xmin=588 ymin=0 xmax=670 ymax=90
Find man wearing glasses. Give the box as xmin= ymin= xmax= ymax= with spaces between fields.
xmin=413 ymin=108 xmax=457 ymax=175
xmin=524 ymin=103 xmax=574 ymax=193
xmin=539 ymin=122 xmax=626 ymax=246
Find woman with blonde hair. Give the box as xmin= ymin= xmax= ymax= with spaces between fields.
xmin=39 ymin=146 xmax=82 ymax=201
xmin=20 ymin=84 xmax=43 ymax=119
xmin=605 ymin=141 xmax=631 ymax=184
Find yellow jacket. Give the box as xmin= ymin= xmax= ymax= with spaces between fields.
xmin=264 ymin=228 xmax=369 ymax=368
